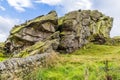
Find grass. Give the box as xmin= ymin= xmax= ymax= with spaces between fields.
xmin=0 ymin=42 xmax=8 ymax=61
xmin=73 ymin=43 xmax=120 ymax=55
xmin=10 ymin=25 xmax=24 ymax=34
xmin=26 ymin=43 xmax=120 ymax=80
xmin=1 ymin=43 xmax=120 ymax=79
xmin=0 ymin=53 xmax=8 ymax=61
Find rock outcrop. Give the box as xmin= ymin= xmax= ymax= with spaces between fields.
xmin=105 ymin=36 xmax=120 ymax=46
xmin=58 ymin=10 xmax=113 ymax=53
xmin=4 ymin=10 xmax=113 ymax=54
xmin=0 ymin=9 xmax=113 ymax=80
xmin=5 ymin=10 xmax=58 ymax=54
xmin=0 ymin=43 xmax=4 ymax=54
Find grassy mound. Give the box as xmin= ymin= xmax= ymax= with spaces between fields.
xmin=25 ymin=43 xmax=120 ymax=80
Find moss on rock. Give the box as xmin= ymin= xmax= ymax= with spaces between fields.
xmin=4 ymin=10 xmax=113 ymax=55
xmin=10 ymin=25 xmax=24 ymax=34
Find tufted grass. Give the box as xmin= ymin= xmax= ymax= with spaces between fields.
xmin=0 ymin=53 xmax=8 ymax=61
xmin=26 ymin=43 xmax=120 ymax=80
xmin=1 ymin=42 xmax=120 ymax=79
xmin=10 ymin=25 xmax=24 ymax=34
xmin=0 ymin=42 xmax=8 ymax=61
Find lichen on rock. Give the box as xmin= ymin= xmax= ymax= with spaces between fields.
xmin=4 ymin=10 xmax=113 ymax=54
xmin=14 ymin=31 xmax=60 ymax=57
xmin=58 ymin=10 xmax=113 ymax=53
xmin=5 ymin=10 xmax=58 ymax=54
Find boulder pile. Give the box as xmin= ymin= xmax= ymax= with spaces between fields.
xmin=4 ymin=10 xmax=113 ymax=54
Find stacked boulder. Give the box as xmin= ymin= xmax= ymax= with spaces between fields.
xmin=4 ymin=10 xmax=113 ymax=54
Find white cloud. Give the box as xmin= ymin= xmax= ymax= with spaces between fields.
xmin=0 ymin=6 xmax=5 ymax=11
xmin=0 ymin=33 xmax=7 ymax=42
xmin=7 ymin=0 xmax=33 ymax=12
xmin=0 ymin=16 xmax=20 ymax=42
xmin=35 ymin=0 xmax=62 ymax=6
xmin=35 ymin=0 xmax=92 ymax=12
xmin=62 ymin=0 xmax=92 ymax=12
xmin=0 ymin=0 xmax=5 ymax=11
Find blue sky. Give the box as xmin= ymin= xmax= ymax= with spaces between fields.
xmin=0 ymin=0 xmax=120 ymax=42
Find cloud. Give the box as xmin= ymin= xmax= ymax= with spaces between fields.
xmin=6 ymin=0 xmax=92 ymax=13
xmin=62 ymin=0 xmax=92 ymax=12
xmin=0 ymin=6 xmax=5 ymax=11
xmin=35 ymin=0 xmax=92 ymax=13
xmin=35 ymin=0 xmax=62 ymax=6
xmin=7 ymin=0 xmax=33 ymax=12
xmin=0 ymin=0 xmax=5 ymax=11
xmin=0 ymin=33 xmax=7 ymax=42
xmin=0 ymin=16 xmax=20 ymax=42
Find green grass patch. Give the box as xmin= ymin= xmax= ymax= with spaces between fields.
xmin=0 ymin=53 xmax=8 ymax=61
xmin=28 ymin=61 xmax=120 ymax=80
xmin=73 ymin=43 xmax=120 ymax=55
xmin=25 ymin=43 xmax=120 ymax=80
xmin=10 ymin=25 xmax=24 ymax=34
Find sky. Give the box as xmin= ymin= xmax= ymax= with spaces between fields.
xmin=0 ymin=0 xmax=120 ymax=42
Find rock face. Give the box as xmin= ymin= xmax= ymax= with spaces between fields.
xmin=5 ymin=11 xmax=58 ymax=54
xmin=0 ymin=52 xmax=57 ymax=80
xmin=4 ymin=10 xmax=113 ymax=54
xmin=0 ymin=43 xmax=4 ymax=54
xmin=58 ymin=10 xmax=113 ymax=53
xmin=14 ymin=31 xmax=60 ymax=57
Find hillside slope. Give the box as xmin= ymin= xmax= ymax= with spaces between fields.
xmin=0 ymin=10 xmax=116 ymax=80
xmin=27 ymin=43 xmax=120 ymax=80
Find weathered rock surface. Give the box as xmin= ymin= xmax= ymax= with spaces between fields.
xmin=58 ymin=10 xmax=113 ymax=53
xmin=4 ymin=10 xmax=113 ymax=54
xmin=105 ymin=36 xmax=120 ymax=46
xmin=0 ymin=43 xmax=4 ymax=54
xmin=0 ymin=52 xmax=56 ymax=80
xmin=14 ymin=31 xmax=60 ymax=57
xmin=5 ymin=10 xmax=58 ymax=54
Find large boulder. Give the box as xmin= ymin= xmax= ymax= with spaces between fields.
xmin=58 ymin=10 xmax=113 ymax=53
xmin=4 ymin=10 xmax=113 ymax=54
xmin=5 ymin=11 xmax=58 ymax=54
